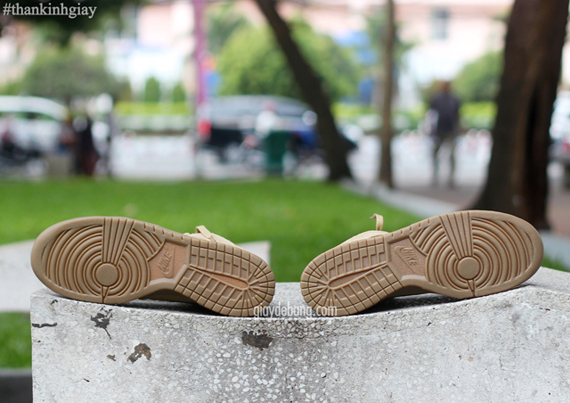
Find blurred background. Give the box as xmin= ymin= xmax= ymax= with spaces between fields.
xmin=0 ymin=0 xmax=506 ymax=184
xmin=0 ymin=1 xmax=567 ymax=215
xmin=1 ymin=0 xmax=570 ymax=397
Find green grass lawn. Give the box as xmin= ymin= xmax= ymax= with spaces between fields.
xmin=0 ymin=313 xmax=32 ymax=368
xmin=541 ymin=256 xmax=568 ymax=272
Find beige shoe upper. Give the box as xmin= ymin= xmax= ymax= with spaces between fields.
xmin=340 ymin=214 xmax=389 ymax=245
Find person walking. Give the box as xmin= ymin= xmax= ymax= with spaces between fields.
xmin=428 ymin=81 xmax=461 ymax=188
xmin=73 ymin=114 xmax=99 ymax=176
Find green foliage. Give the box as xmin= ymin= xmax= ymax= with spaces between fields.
xmin=333 ymin=103 xmax=374 ymax=120
xmin=460 ymin=102 xmax=497 ymax=130
xmin=115 ymin=102 xmax=189 ymax=116
xmin=0 ymin=313 xmax=31 ymax=368
xmin=454 ymin=51 xmax=503 ymax=103
xmin=543 ymin=256 xmax=570 ymax=272
xmin=365 ymin=9 xmax=413 ymax=71
xmin=171 ymin=82 xmax=186 ymax=103
xmin=217 ymin=22 xmax=360 ymax=102
xmin=0 ymin=80 xmax=22 ymax=95
xmin=218 ymin=26 xmax=293 ymax=98
xmin=207 ymin=3 xmax=250 ymax=55
xmin=144 ymin=77 xmax=161 ymax=103
xmin=116 ymin=79 xmax=133 ymax=102
xmin=21 ymin=46 xmax=118 ymax=104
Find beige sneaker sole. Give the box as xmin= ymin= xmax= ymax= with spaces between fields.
xmin=31 ymin=217 xmax=275 ymax=317
xmin=301 ymin=211 xmax=543 ymax=316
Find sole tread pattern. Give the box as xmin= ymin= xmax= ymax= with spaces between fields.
xmin=419 ymin=215 xmax=536 ymax=296
xmin=31 ymin=217 xmax=275 ymax=316
xmin=173 ymin=239 xmax=274 ymax=316
xmin=301 ymin=237 xmax=402 ymax=316
xmin=301 ymin=211 xmax=543 ymax=316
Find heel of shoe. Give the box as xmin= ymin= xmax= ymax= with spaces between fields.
xmin=31 ymin=217 xmax=165 ymax=304
xmin=301 ymin=237 xmax=404 ymax=316
xmin=173 ymin=238 xmax=275 ymax=316
xmin=410 ymin=211 xmax=543 ymax=298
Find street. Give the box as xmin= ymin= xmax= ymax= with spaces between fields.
xmin=109 ymin=131 xmax=492 ymax=188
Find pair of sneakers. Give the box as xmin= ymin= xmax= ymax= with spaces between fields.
xmin=31 ymin=211 xmax=543 ymax=317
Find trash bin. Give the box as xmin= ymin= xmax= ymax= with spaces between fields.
xmin=263 ymin=130 xmax=290 ymax=175
xmin=46 ymin=151 xmax=73 ymax=177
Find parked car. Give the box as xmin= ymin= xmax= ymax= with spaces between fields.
xmin=196 ymin=95 xmax=312 ymax=151
xmin=0 ymin=96 xmax=68 ymax=152
xmin=196 ymin=95 xmax=355 ymax=162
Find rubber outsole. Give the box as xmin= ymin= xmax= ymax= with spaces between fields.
xmin=300 ymin=211 xmax=544 ymax=316
xmin=31 ymin=217 xmax=275 ymax=317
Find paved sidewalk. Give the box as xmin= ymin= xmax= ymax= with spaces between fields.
xmin=347 ymin=181 xmax=570 ymax=271
xmin=398 ymin=183 xmax=570 ymax=238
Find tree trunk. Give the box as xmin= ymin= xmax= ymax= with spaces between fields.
xmin=472 ymin=0 xmax=569 ymax=229
xmin=253 ymin=0 xmax=352 ymax=181
xmin=378 ymin=0 xmax=395 ymax=188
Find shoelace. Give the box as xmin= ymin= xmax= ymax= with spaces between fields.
xmin=371 ymin=214 xmax=384 ymax=231
xmin=184 ymin=226 xmax=237 ymax=247
xmin=184 ymin=225 xmax=215 ymax=241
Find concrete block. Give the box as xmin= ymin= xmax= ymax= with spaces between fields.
xmin=32 ymin=268 xmax=570 ymax=403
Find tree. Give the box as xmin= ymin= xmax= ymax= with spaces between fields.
xmin=365 ymin=5 xmax=413 ymax=100
xmin=454 ymin=51 xmax=502 ymax=103
xmin=207 ymin=3 xmax=250 ymax=55
xmin=217 ymin=23 xmax=360 ymax=103
xmin=116 ymin=80 xmax=133 ymax=102
xmin=21 ymin=46 xmax=118 ymax=105
xmin=253 ymin=0 xmax=352 ymax=181
xmin=378 ymin=0 xmax=396 ymax=188
xmin=172 ymin=82 xmax=186 ymax=103
xmin=218 ymin=26 xmax=295 ymax=98
xmin=472 ymin=0 xmax=569 ymax=229
xmin=144 ymin=77 xmax=161 ymax=103
xmin=365 ymin=4 xmax=412 ymax=188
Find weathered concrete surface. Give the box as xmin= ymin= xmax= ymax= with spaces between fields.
xmin=0 ymin=239 xmax=270 ymax=312
xmin=32 ymin=268 xmax=570 ymax=403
